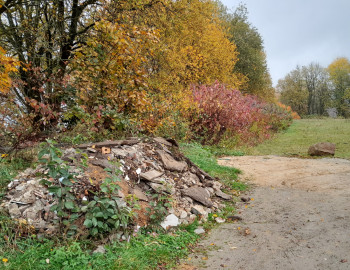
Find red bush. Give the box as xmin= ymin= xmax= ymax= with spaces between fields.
xmin=190 ymin=82 xmax=292 ymax=145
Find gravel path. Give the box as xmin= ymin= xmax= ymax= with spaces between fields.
xmin=187 ymin=156 xmax=350 ymax=270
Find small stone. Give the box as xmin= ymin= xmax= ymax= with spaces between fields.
xmin=90 ymin=159 xmax=113 ymax=169
xmin=111 ymin=148 xmax=128 ymax=158
xmin=215 ymin=217 xmax=225 ymax=223
xmin=182 ymin=172 xmax=200 ymax=185
xmin=140 ymin=170 xmax=164 ymax=183
xmin=160 ymin=214 xmax=179 ymax=230
xmin=131 ymin=187 xmax=148 ymax=201
xmin=241 ymin=197 xmax=250 ymax=202
xmin=206 ymin=187 xmax=214 ymax=194
xmin=212 ymin=181 xmax=222 ymax=191
xmin=184 ymin=196 xmax=193 ymax=203
xmin=189 ymin=214 xmax=197 ymax=221
xmin=8 ymin=203 xmax=21 ymax=218
xmin=149 ymin=183 xmax=175 ymax=194
xmin=180 ymin=210 xmax=188 ymax=219
xmin=191 ymin=204 xmax=208 ymax=217
xmin=93 ymin=245 xmax=106 ymax=254
xmin=182 ymin=186 xmax=213 ymax=207
xmin=194 ymin=227 xmax=205 ymax=234
xmin=156 ymin=150 xmax=188 ymax=172
xmin=154 ymin=137 xmax=173 ymax=147
xmin=87 ymin=147 xmax=97 ymax=153
xmin=215 ymin=190 xmax=232 ymax=200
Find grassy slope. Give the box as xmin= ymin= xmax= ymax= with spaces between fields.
xmin=244 ymin=119 xmax=350 ymax=159
xmin=0 ymin=144 xmax=241 ymax=270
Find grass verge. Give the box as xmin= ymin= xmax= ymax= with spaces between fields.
xmin=0 ymin=143 xmax=243 ymax=269
xmin=242 ymin=119 xmax=350 ymax=159
xmin=181 ymin=143 xmax=246 ymax=191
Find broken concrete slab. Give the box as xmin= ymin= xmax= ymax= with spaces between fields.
xmin=182 ymin=187 xmax=213 ymax=207
xmin=131 ymin=187 xmax=149 ymax=202
xmin=154 ymin=137 xmax=173 ymax=147
xmin=215 ymin=190 xmax=232 ymax=200
xmin=140 ymin=170 xmax=164 ymax=183
xmin=157 ymin=150 xmax=188 ymax=172
xmin=90 ymin=159 xmax=114 ymax=169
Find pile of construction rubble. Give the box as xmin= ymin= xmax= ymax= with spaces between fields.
xmin=2 ymin=137 xmax=232 ymax=235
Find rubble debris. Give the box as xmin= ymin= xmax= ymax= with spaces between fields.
xmin=215 ymin=190 xmax=232 ymax=200
xmin=160 ymin=214 xmax=180 ymax=230
xmin=157 ymin=150 xmax=188 ymax=172
xmin=2 ymin=137 xmax=233 ymax=236
xmin=77 ymin=139 xmax=139 ymax=149
xmin=182 ymin=187 xmax=213 ymax=207
xmin=140 ymin=170 xmax=164 ymax=183
xmin=101 ymin=147 xmax=111 ymax=155
xmin=194 ymin=227 xmax=205 ymax=234
xmin=93 ymin=245 xmax=106 ymax=254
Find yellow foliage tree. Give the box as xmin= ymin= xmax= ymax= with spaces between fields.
xmin=0 ymin=47 xmax=18 ymax=93
xmin=71 ymin=17 xmax=159 ymax=130
xmin=327 ymin=57 xmax=350 ymax=117
xmin=126 ymin=0 xmax=245 ymax=134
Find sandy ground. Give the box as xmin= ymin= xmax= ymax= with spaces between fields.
xmin=186 ymin=156 xmax=350 ymax=270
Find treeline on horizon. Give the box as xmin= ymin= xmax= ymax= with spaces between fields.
xmin=0 ymin=0 xmax=295 ymax=150
xmin=277 ymin=57 xmax=350 ymax=118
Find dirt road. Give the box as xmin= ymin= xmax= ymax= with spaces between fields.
xmin=188 ymin=156 xmax=350 ymax=270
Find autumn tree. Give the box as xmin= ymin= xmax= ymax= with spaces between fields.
xmin=278 ymin=63 xmax=331 ymax=116
xmin=0 ymin=0 xmax=101 ymax=132
xmin=113 ymin=0 xmax=245 ymax=134
xmin=223 ymin=4 xmax=275 ymax=101
xmin=70 ymin=16 xmax=159 ymax=132
xmin=277 ymin=66 xmax=308 ymax=115
xmin=0 ymin=46 xmax=18 ymax=92
xmin=327 ymin=57 xmax=350 ymax=117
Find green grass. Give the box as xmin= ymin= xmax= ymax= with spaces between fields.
xmin=242 ymin=119 xmax=350 ymax=159
xmin=181 ymin=143 xmax=246 ymax=191
xmin=0 ymin=230 xmax=199 ymax=270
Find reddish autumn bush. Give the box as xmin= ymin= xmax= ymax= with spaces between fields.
xmin=190 ymin=82 xmax=292 ymax=145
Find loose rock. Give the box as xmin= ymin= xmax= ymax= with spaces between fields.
xmin=182 ymin=186 xmax=213 ymax=207
xmin=161 ymin=214 xmax=180 ymax=230
xmin=308 ymin=142 xmax=336 ymax=156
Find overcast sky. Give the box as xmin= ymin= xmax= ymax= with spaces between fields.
xmin=220 ymin=0 xmax=350 ymax=86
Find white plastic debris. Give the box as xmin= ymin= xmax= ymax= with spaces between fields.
xmin=136 ymin=168 xmax=141 ymax=175
xmin=160 ymin=214 xmax=179 ymax=230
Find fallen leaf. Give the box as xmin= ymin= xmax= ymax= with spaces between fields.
xmin=202 ymin=257 xmax=208 ymax=260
